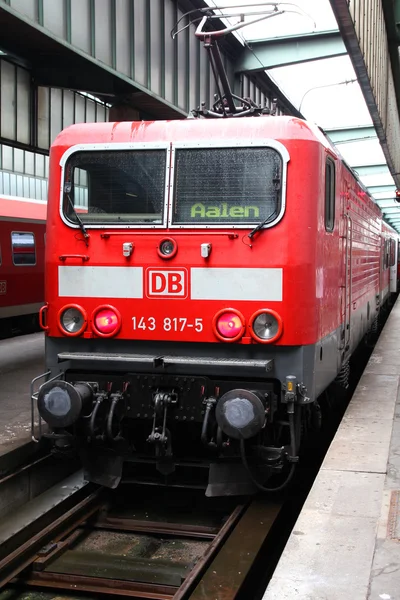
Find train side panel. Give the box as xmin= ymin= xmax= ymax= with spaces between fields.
xmin=313 ymin=153 xmax=383 ymax=395
xmin=0 ymin=197 xmax=46 ymax=333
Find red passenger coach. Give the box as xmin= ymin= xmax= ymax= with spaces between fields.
xmin=33 ymin=116 xmax=398 ymax=495
xmin=381 ymin=220 xmax=399 ymax=302
xmin=0 ymin=196 xmax=46 ymax=337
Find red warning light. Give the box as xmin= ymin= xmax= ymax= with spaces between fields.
xmin=92 ymin=306 xmax=121 ymax=337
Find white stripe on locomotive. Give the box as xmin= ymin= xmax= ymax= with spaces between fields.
xmin=58 ymin=266 xmax=283 ymax=302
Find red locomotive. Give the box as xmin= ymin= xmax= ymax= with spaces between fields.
xmin=32 ymin=7 xmax=399 ymax=494
xmin=0 ymin=196 xmax=46 ymax=337
xmin=32 ymin=114 xmax=399 ymax=495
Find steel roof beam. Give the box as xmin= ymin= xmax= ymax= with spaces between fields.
xmin=352 ymin=164 xmax=389 ymax=176
xmin=382 ymin=209 xmax=400 ymax=215
xmin=330 ymin=0 xmax=400 ymax=189
xmin=235 ymin=30 xmax=346 ymax=73
xmin=368 ymin=185 xmax=396 ymax=194
xmin=375 ymin=200 xmax=399 ymax=207
xmin=325 ymin=126 xmax=376 ymax=143
xmin=382 ymin=205 xmax=400 ymax=211
xmin=374 ymin=198 xmax=398 ymax=204
xmin=373 ymin=193 xmax=397 ymax=199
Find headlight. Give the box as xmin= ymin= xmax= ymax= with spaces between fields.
xmin=250 ymin=310 xmax=283 ymax=343
xmin=58 ymin=305 xmax=87 ymax=336
xmin=158 ymin=238 xmax=177 ymax=259
xmin=92 ymin=305 xmax=121 ymax=337
xmin=213 ymin=309 xmax=245 ymax=342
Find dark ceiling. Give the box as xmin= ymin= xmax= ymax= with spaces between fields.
xmin=0 ymin=0 xmax=300 ymax=121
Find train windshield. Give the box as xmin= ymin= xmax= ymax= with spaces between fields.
xmin=172 ymin=146 xmax=283 ymax=226
xmin=63 ymin=150 xmax=167 ymax=225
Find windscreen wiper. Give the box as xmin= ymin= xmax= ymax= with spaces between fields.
xmin=248 ymin=167 xmax=281 ymax=241
xmin=64 ymin=182 xmax=90 ymax=246
xmin=247 ymin=210 xmax=277 ymax=240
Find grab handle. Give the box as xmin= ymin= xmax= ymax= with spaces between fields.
xmin=59 ymin=254 xmax=89 ymax=262
xmin=39 ymin=303 xmax=49 ymax=331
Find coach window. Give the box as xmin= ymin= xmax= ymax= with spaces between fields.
xmin=325 ymin=158 xmax=335 ymax=232
xmin=11 ymin=232 xmax=36 ymax=266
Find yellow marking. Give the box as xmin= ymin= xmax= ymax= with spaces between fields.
xmin=190 ymin=203 xmax=260 ymax=219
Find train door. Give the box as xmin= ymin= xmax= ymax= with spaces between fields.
xmin=398 ymin=240 xmax=400 ymax=289
xmin=380 ymin=236 xmax=389 ymax=305
xmin=389 ymin=238 xmax=398 ymax=293
xmin=339 ymin=179 xmax=352 ymax=356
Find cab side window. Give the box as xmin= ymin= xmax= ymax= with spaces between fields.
xmin=325 ymin=158 xmax=335 ymax=232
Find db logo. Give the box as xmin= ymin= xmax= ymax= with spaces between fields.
xmin=0 ymin=281 xmax=6 ymax=295
xmin=146 ymin=269 xmax=188 ymax=298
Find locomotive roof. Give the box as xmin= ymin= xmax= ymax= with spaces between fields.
xmin=53 ymin=116 xmax=338 ymax=155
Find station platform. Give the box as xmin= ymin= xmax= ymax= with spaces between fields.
xmin=0 ymin=333 xmax=44 ymax=458
xmin=264 ymin=299 xmax=400 ymax=599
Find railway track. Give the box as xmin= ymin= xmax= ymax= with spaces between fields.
xmin=0 ymin=307 xmax=386 ymax=600
xmin=0 ymin=474 xmax=282 ymax=599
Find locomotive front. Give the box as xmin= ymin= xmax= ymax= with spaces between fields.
xmin=34 ymin=118 xmax=319 ymax=495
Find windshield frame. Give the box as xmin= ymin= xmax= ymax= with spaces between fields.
xmin=168 ymin=139 xmax=290 ymax=229
xmin=59 ymin=142 xmax=171 ymax=230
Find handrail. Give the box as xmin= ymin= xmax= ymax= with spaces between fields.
xmin=59 ymin=254 xmax=89 ymax=262
xmin=38 ymin=304 xmax=49 ymax=331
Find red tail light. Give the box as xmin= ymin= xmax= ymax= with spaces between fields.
xmin=92 ymin=306 xmax=121 ymax=337
xmin=213 ymin=309 xmax=245 ymax=342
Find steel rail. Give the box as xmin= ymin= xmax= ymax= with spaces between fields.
xmin=187 ymin=500 xmax=282 ymax=599
xmin=0 ymin=488 xmax=103 ymax=588
xmin=16 ymin=571 xmax=177 ymax=599
xmin=11 ymin=503 xmax=246 ymax=599
xmin=173 ymin=504 xmax=246 ymax=599
xmin=7 ymin=491 xmax=281 ymax=599
xmin=0 ymin=453 xmax=51 ymax=486
xmin=93 ymin=515 xmax=220 ymax=539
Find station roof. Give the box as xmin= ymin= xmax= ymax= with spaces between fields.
xmin=204 ymin=0 xmax=399 ymax=231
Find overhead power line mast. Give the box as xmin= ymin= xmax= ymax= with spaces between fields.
xmin=172 ymin=2 xmax=314 ymax=118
